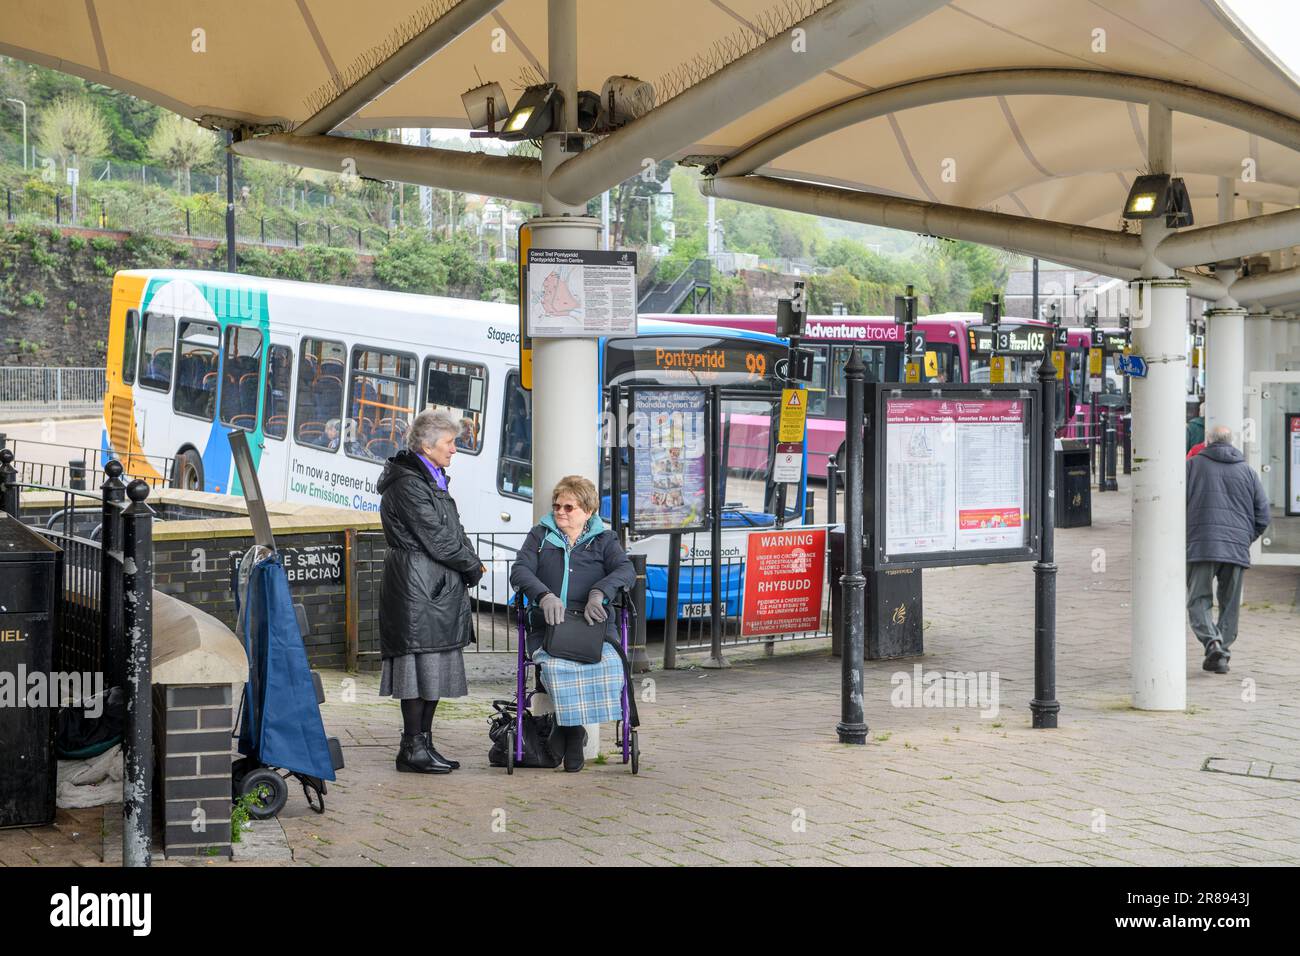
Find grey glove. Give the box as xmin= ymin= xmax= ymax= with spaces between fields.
xmin=583 ymin=589 xmax=608 ymax=625
xmin=539 ymin=593 xmax=565 ymax=627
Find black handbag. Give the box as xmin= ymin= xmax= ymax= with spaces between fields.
xmin=487 ymin=700 xmax=561 ymax=768
xmin=541 ymin=609 xmax=606 ymax=664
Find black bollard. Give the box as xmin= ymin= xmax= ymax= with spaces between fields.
xmin=826 ymin=454 xmax=839 ymax=525
xmin=836 ymin=350 xmax=868 ymax=744
xmin=0 ymin=448 xmax=18 ymax=517
xmin=629 ymin=553 xmax=650 ymax=673
xmin=100 ymin=460 xmax=127 ymax=690
xmin=121 ymin=479 xmax=155 ymax=866
xmin=1031 ymin=354 xmax=1061 ymax=729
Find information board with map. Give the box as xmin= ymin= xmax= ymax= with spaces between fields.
xmin=868 ymin=384 xmax=1040 ymax=569
xmin=527 ymin=248 xmax=638 ymax=337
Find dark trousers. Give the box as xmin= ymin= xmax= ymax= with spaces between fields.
xmin=1186 ymin=561 xmax=1245 ymax=655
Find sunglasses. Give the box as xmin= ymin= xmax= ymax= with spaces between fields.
xmin=552 ymin=503 xmax=580 ymax=513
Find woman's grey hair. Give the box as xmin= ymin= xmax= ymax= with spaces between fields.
xmin=407 ymin=408 xmax=460 ymax=452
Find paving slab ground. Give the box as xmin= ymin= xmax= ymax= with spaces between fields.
xmin=5 ymin=476 xmax=1299 ymax=866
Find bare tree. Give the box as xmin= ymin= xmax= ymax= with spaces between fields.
xmin=35 ymin=94 xmax=109 ymax=173
xmin=147 ymin=114 xmax=217 ymax=196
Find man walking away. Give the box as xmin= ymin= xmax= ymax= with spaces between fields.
xmin=1186 ymin=426 xmax=1271 ymax=673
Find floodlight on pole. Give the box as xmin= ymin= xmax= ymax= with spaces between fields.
xmin=1123 ymin=173 xmax=1194 ymax=227
xmin=499 ymin=84 xmax=562 ymax=142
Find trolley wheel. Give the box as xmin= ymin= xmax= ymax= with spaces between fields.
xmin=239 ymin=768 xmax=288 ymax=820
xmin=631 ymin=731 xmax=640 ymax=776
xmin=505 ymin=729 xmax=515 ymax=775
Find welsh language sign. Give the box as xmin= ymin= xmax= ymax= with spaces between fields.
xmin=526 ymin=248 xmax=637 ymax=337
xmin=741 ymin=528 xmax=826 ymax=637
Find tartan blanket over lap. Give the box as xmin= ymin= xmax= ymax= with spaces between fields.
xmin=533 ymin=642 xmax=625 ymax=726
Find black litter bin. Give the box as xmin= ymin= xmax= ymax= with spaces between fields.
xmin=829 ymin=531 xmax=923 ymax=660
xmin=0 ymin=513 xmax=62 ymax=828
xmin=1055 ymin=440 xmax=1092 ymax=528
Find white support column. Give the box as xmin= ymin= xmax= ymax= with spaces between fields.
xmin=1271 ymin=311 xmax=1290 ymax=370
xmin=1290 ymin=314 xmax=1300 ymax=368
xmin=1245 ymin=308 xmax=1271 ymax=381
xmin=528 ymin=0 xmax=603 ymax=759
xmin=1205 ymin=306 xmax=1247 ymax=441
xmin=1130 ymin=277 xmax=1190 ymax=710
xmin=1129 ymin=100 xmax=1187 ymax=712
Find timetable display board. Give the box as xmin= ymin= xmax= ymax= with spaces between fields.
xmin=1287 ymin=414 xmax=1300 ymax=517
xmin=626 ymin=387 xmax=711 ymax=535
xmin=866 ymin=384 xmax=1041 ymax=570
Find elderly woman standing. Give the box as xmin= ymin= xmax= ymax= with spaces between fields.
xmin=377 ymin=408 xmax=484 ymax=773
xmin=510 ymin=476 xmax=635 ymax=772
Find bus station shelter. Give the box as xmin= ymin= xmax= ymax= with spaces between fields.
xmin=4 ymin=0 xmax=1300 ymax=712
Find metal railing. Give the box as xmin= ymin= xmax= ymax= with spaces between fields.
xmin=0 ymin=367 xmax=106 ymax=416
xmin=0 ymin=434 xmax=172 ymax=490
xmin=0 ymin=452 xmax=155 ymax=866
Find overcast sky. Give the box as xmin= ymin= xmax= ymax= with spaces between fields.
xmin=1226 ymin=0 xmax=1300 ymax=76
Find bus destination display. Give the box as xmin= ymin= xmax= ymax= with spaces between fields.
xmin=883 ymin=398 xmax=1028 ymax=556
xmin=605 ymin=337 xmax=784 ymax=390
xmin=968 ymin=326 xmax=1049 ymax=355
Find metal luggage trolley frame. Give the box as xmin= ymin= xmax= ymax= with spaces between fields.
xmin=506 ymin=589 xmax=640 ymax=775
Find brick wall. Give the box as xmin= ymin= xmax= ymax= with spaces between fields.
xmin=152 ymin=530 xmax=349 ymax=669
xmin=153 ymin=683 xmax=235 ymax=858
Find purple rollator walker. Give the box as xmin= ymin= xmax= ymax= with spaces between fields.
xmin=507 ymin=590 xmax=640 ymax=775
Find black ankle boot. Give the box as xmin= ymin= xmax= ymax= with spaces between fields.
xmin=562 ymin=726 xmax=587 ymax=773
xmin=418 ymin=732 xmax=455 ymax=771
xmin=397 ymin=733 xmax=450 ymax=774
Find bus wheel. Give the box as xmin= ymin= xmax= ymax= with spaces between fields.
xmin=172 ymin=449 xmax=204 ymax=491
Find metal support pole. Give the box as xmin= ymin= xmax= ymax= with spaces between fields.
xmin=1122 ymin=412 xmax=1132 ymax=475
xmin=260 ymin=217 xmax=265 ymax=244
xmin=121 ymin=479 xmax=155 ymax=867
xmin=608 ymin=384 xmax=624 ymax=546
xmin=55 ymin=194 xmax=60 ymax=224
xmin=0 ymin=448 xmax=17 ymax=516
xmin=827 ymin=455 xmax=838 ymax=525
xmin=225 ymin=130 xmax=236 ymax=272
xmin=837 ymin=349 xmax=867 ymax=744
xmin=629 ymin=553 xmax=649 ymax=673
xmin=101 ymin=460 xmax=126 ymax=689
xmin=704 ymin=386 xmax=728 ymax=669
xmin=1104 ymin=412 xmax=1119 ymax=491
xmin=664 ymin=533 xmax=681 ymax=670
xmin=1031 ymin=353 xmax=1060 ymax=728
xmin=185 ymin=208 xmax=191 ymax=236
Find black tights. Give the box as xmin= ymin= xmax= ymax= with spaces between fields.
xmin=400 ymin=698 xmax=438 ymax=736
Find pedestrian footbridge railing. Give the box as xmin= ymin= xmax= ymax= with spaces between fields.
xmin=0 ymin=367 xmax=106 ymax=417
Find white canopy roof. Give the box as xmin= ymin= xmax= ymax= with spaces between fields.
xmin=4 ymin=0 xmax=1299 ymax=300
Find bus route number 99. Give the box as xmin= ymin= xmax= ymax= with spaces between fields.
xmin=745 ymin=352 xmax=766 ymax=380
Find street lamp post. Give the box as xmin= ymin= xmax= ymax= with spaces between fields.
xmin=5 ymin=98 xmax=26 ymax=170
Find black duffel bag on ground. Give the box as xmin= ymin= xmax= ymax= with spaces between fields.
xmin=487 ymin=699 xmax=562 ymax=768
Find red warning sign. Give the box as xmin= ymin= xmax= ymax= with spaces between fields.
xmin=741 ymin=528 xmax=826 ymax=637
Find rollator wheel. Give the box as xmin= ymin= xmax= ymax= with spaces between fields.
xmin=505 ymin=729 xmax=515 ymax=775
xmin=631 ymin=731 xmax=640 ymax=776
xmin=239 ymin=768 xmax=288 ymax=820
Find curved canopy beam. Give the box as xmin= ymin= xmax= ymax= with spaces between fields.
xmin=703 ymin=174 xmax=1147 ymax=272
xmin=231 ymin=133 xmax=541 ymax=203
xmin=717 ymin=68 xmax=1300 ymax=180
xmin=1155 ymin=207 xmax=1300 ymax=269
xmin=1231 ymin=264 xmax=1300 ymax=305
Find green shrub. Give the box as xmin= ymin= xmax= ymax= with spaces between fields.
xmin=90 ymin=236 xmax=116 ymax=253
xmin=66 ymin=235 xmax=86 ymax=253
xmin=20 ymin=290 xmax=45 ymax=308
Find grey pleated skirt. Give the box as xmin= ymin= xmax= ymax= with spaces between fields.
xmin=379 ymin=649 xmax=468 ymax=700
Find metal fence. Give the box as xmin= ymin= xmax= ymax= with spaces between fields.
xmin=0 ymin=367 xmax=106 ymax=416
xmin=354 ymin=525 xmax=836 ymax=660
xmin=0 ymin=434 xmax=172 ymax=490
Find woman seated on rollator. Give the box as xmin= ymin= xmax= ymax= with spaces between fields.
xmin=510 ymin=475 xmax=635 ymax=772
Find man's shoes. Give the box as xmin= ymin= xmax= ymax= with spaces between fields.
xmin=396 ymin=732 xmax=452 ymax=773
xmin=1203 ymin=641 xmax=1230 ymax=674
xmin=423 ymin=736 xmax=459 ymax=770
xmin=562 ymin=726 xmax=587 ymax=773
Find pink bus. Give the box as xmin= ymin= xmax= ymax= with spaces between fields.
xmin=1061 ymin=327 xmax=1128 ymax=441
xmin=650 ymin=312 xmax=979 ymax=477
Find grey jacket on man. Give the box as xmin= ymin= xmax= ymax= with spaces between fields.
xmin=1186 ymin=442 xmax=1271 ymax=567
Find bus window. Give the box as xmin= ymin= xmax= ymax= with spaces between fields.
xmin=498 ymin=370 xmax=532 ymax=500
xmin=174 ymin=319 xmax=220 ymax=420
xmin=295 ymin=337 xmax=346 ymax=450
xmin=121 ymin=309 xmax=139 ymax=386
xmin=264 ymin=345 xmax=292 ymax=440
xmin=829 ymin=345 xmax=887 ymax=396
xmin=926 ymin=343 xmax=957 ymax=383
xmin=348 ymin=346 xmax=416 ymax=463
xmin=219 ymin=325 xmax=264 ymax=431
xmin=138 ymin=311 xmax=175 ymax=392
xmin=807 ymin=345 xmax=828 ymax=416
xmin=424 ymin=357 xmax=487 ymax=453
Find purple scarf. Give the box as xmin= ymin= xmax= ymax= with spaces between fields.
xmin=415 ymin=452 xmax=448 ymax=491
